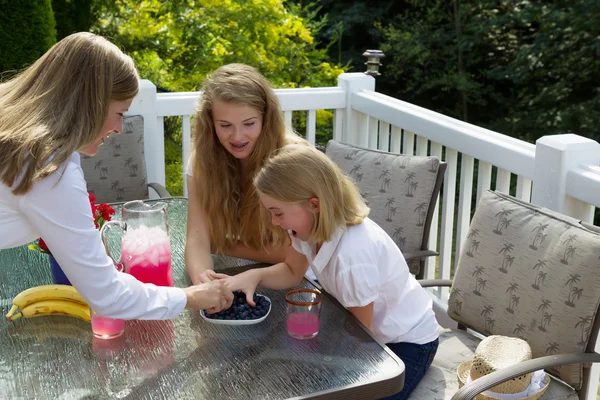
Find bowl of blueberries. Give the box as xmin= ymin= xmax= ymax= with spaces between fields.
xmin=200 ymin=291 xmax=271 ymax=325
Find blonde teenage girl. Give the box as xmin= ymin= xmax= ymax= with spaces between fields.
xmin=185 ymin=64 xmax=311 ymax=285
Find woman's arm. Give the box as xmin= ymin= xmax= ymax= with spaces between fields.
xmin=347 ymin=302 xmax=375 ymax=332
xmin=184 ymin=175 xmax=216 ymax=284
xmin=22 ymin=158 xmax=232 ymax=319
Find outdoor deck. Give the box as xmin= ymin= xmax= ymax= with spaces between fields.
xmin=126 ymin=72 xmax=600 ymax=399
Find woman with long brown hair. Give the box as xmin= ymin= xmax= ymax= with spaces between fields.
xmin=0 ymin=32 xmax=232 ymax=319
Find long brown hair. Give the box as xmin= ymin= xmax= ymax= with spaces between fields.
xmin=191 ymin=63 xmax=301 ymax=253
xmin=0 ymin=32 xmax=139 ymax=195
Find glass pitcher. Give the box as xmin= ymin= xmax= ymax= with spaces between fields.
xmin=100 ymin=200 xmax=174 ymax=287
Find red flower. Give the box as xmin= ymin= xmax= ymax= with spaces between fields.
xmin=38 ymin=238 xmax=50 ymax=252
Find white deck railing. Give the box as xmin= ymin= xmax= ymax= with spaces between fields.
xmin=129 ymin=73 xmax=600 ymax=290
xmin=129 ymin=73 xmax=600 ymax=398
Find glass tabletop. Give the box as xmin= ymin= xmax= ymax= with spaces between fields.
xmin=0 ymin=197 xmax=404 ymax=399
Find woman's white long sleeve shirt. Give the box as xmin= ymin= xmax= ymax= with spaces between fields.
xmin=0 ymin=153 xmax=187 ymax=319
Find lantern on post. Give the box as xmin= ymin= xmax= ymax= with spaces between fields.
xmin=363 ymin=49 xmax=385 ymax=77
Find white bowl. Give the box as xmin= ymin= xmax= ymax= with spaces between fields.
xmin=199 ymin=294 xmax=271 ymax=325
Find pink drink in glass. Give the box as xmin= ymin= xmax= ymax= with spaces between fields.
xmin=121 ymin=226 xmax=174 ymax=287
xmin=91 ymin=314 xmax=125 ymax=339
xmin=286 ymin=312 xmax=320 ymax=338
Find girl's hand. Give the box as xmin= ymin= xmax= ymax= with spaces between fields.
xmin=193 ymin=269 xmax=220 ymax=284
xmin=222 ymin=270 xmax=261 ymax=306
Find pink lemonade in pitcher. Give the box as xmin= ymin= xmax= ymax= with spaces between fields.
xmin=286 ymin=312 xmax=320 ymax=339
xmin=121 ymin=226 xmax=174 ymax=287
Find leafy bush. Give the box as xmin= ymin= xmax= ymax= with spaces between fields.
xmin=0 ymin=0 xmax=56 ymax=73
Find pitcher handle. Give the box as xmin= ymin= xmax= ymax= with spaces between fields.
xmin=100 ymin=220 xmax=127 ymax=272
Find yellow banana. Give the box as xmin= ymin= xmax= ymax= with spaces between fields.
xmin=5 ymin=284 xmax=87 ymax=320
xmin=9 ymin=300 xmax=91 ymax=322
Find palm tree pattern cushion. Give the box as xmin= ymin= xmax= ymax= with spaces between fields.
xmin=409 ymin=328 xmax=578 ymax=399
xmin=325 ymin=140 xmax=440 ymax=275
xmin=448 ymin=190 xmax=600 ymax=390
xmin=80 ymin=115 xmax=148 ymax=203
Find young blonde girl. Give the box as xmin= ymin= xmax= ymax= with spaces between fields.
xmin=221 ymin=144 xmax=439 ymax=400
xmin=185 ymin=63 xmax=309 ymax=285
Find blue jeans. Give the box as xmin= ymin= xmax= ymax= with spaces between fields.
xmin=379 ymin=338 xmax=439 ymax=400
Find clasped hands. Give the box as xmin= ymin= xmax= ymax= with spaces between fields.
xmin=194 ymin=269 xmax=260 ymax=313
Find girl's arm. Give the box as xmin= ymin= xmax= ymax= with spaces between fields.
xmin=218 ymin=246 xmax=309 ymax=305
xmin=347 ymin=302 xmax=375 ymax=332
xmin=184 ymin=175 xmax=216 ymax=285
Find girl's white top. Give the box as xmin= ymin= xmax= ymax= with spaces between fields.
xmin=0 ymin=152 xmax=186 ymax=319
xmin=290 ymin=217 xmax=439 ymax=344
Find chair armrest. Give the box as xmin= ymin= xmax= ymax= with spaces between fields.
xmin=148 ymin=183 xmax=171 ymax=198
xmin=418 ymin=279 xmax=453 ymax=288
xmin=451 ymin=352 xmax=600 ymax=400
xmin=403 ymin=250 xmax=438 ymax=261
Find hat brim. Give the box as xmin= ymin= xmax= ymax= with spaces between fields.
xmin=457 ymin=361 xmax=550 ymax=400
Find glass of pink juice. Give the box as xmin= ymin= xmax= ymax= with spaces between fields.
xmin=121 ymin=226 xmax=174 ymax=287
xmin=90 ymin=309 xmax=125 ymax=339
xmin=285 ymin=288 xmax=323 ymax=339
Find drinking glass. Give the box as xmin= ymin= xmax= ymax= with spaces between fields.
xmin=285 ymin=289 xmax=323 ymax=339
xmin=90 ymin=308 xmax=125 ymax=339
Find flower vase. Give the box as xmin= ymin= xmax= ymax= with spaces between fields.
xmin=49 ymin=255 xmax=72 ymax=286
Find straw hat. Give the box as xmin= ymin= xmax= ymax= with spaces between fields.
xmin=457 ymin=335 xmax=550 ymax=400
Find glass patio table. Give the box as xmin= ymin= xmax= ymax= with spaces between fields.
xmin=0 ymin=197 xmax=404 ymax=399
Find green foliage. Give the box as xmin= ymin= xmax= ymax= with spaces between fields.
xmin=378 ymin=0 xmax=600 ymax=143
xmin=0 ymin=0 xmax=56 ymax=73
xmin=92 ymin=0 xmax=345 ymax=91
xmin=51 ymin=0 xmax=93 ymax=40
xmin=289 ymin=0 xmax=407 ymax=70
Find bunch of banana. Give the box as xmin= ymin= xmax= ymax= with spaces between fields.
xmin=5 ymin=284 xmax=90 ymax=322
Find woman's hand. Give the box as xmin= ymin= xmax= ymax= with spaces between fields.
xmin=182 ymin=280 xmax=234 ymax=312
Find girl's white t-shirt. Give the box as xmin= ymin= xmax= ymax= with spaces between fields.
xmin=0 ymin=152 xmax=187 ymax=320
xmin=290 ymin=218 xmax=439 ymax=345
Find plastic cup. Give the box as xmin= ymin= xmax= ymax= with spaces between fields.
xmin=285 ymin=289 xmax=323 ymax=339
xmin=90 ymin=308 xmax=125 ymax=339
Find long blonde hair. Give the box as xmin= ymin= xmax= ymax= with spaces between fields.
xmin=255 ymin=144 xmax=370 ymax=243
xmin=0 ymin=32 xmax=139 ymax=195
xmin=191 ymin=63 xmax=300 ymax=253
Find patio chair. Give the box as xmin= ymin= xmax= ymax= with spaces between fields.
xmin=410 ymin=190 xmax=600 ymax=400
xmin=80 ymin=115 xmax=170 ymax=203
xmin=325 ymin=140 xmax=446 ymax=279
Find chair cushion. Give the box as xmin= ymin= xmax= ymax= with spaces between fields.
xmin=448 ymin=190 xmax=600 ymax=390
xmin=409 ymin=328 xmax=578 ymax=399
xmin=80 ymin=115 xmax=149 ymax=203
xmin=325 ymin=140 xmax=441 ymax=275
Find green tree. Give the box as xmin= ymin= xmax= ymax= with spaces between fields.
xmin=52 ymin=0 xmax=93 ymax=40
xmin=92 ymin=0 xmax=344 ymax=92
xmin=378 ymin=0 xmax=600 ymax=143
xmin=0 ymin=0 xmax=56 ymax=73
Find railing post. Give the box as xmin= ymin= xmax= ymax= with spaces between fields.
xmin=128 ymin=79 xmax=165 ymax=189
xmin=532 ymin=134 xmax=600 ymax=221
xmin=337 ymin=73 xmax=375 ymax=145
